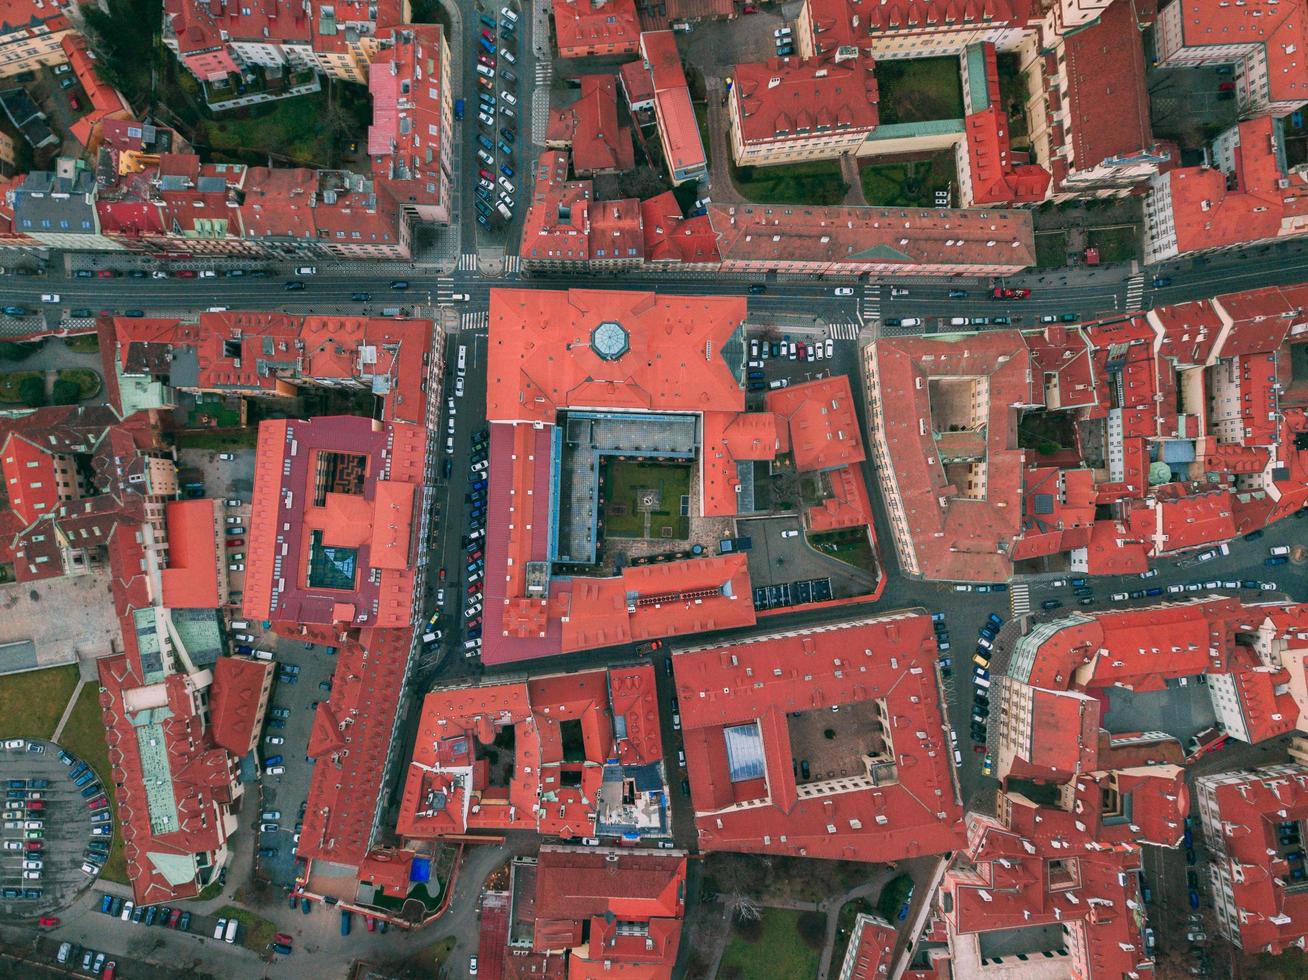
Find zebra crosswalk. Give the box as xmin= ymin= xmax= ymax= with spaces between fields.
xmin=1010 ymin=582 xmax=1031 ymax=618
xmin=860 ymin=283 xmax=880 ymax=324
xmin=461 ymin=311 xmax=489 ymax=333
xmin=828 ymin=322 xmax=860 ymax=340
xmin=531 ymin=62 xmax=553 ymax=145
xmin=457 ymin=253 xmax=478 ymax=272
xmin=1125 ymin=273 xmax=1145 ymax=311
xmin=503 ymin=254 xmax=520 ymax=274
xmin=435 ymin=277 xmax=456 ymax=303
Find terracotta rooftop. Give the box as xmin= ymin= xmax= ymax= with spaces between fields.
xmin=640 ymin=31 xmax=705 ymax=176
xmin=208 ymin=656 xmax=272 ymax=757
xmin=486 ymin=287 xmax=746 ymax=423
xmin=553 ymin=0 xmax=640 ymax=55
xmin=1170 ymin=0 xmax=1308 ymax=106
xmin=731 ymin=55 xmax=878 ymax=147
xmin=159 ymin=498 xmax=220 ymax=610
xmin=675 ymin=614 xmax=964 ymax=862
xmin=764 ymin=374 xmax=865 ymax=473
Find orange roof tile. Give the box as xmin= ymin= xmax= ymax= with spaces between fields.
xmin=764 ymin=374 xmax=865 ymax=473
xmin=160 ymin=498 xmax=221 ymax=610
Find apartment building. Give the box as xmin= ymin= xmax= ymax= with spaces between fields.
xmin=1144 ymin=116 xmax=1308 ymax=264
xmin=0 ymin=0 xmax=74 ymax=80
xmin=797 ymin=0 xmax=1030 ymax=61
xmin=636 ymin=31 xmax=706 ymax=183
xmin=1154 ymin=0 xmax=1308 ymax=118
xmin=553 ymin=0 xmax=640 ymax=58
xmin=727 ymin=54 xmax=879 ymax=166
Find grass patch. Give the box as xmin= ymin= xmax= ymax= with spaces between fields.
xmin=1085 ymin=225 xmax=1140 ymax=265
xmin=62 ymin=334 xmax=101 ymax=354
xmin=198 ymin=84 xmax=369 ymax=168
xmin=601 ymin=460 xmax=692 ymax=540
xmin=732 ymin=159 xmax=848 ymax=206
xmin=185 ymin=396 xmax=244 ymax=429
xmin=807 ymin=529 xmax=874 ymax=571
xmin=58 ymin=683 xmax=129 ymax=884
xmin=718 ymin=908 xmax=822 ymax=980
xmin=175 ymin=428 xmax=259 ymax=451
xmin=859 ymin=152 xmax=955 ymax=208
xmin=875 ymin=58 xmax=964 ymax=124
xmin=0 ymin=665 xmax=80 ymax=741
xmin=0 ymin=371 xmax=42 ymax=404
xmin=54 ymin=369 xmax=102 ymax=402
xmin=1034 ymin=230 xmax=1069 ymax=269
xmin=216 ymin=904 xmax=278 ymax=951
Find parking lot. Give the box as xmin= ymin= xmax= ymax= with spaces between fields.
xmin=252 ymin=633 xmax=338 ymax=889
xmin=0 ymin=739 xmax=107 ymax=918
xmin=739 ymin=515 xmax=874 ymax=602
xmin=469 ymin=5 xmax=526 ymax=233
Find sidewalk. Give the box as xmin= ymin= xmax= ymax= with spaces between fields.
xmin=50 ymin=677 xmax=86 ymax=742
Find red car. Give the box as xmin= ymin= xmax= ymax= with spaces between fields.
xmin=26 ymin=800 xmax=44 ymax=811
xmin=992 ymin=286 xmax=1015 ymax=299
xmin=478 ymin=53 xmax=495 ymax=67
xmin=38 ymin=916 xmax=59 ymax=927
xmin=87 ymin=796 xmax=107 ymax=810
xmin=96 ymin=270 xmax=118 ymax=279
xmin=175 ymin=269 xmax=196 ymax=278
xmin=468 ymin=548 xmax=483 ymax=562
xmin=168 ymin=908 xmax=182 ymax=928
xmin=438 ymin=567 xmax=447 ymax=581
xmin=479 ymin=168 xmax=494 ymax=180
xmin=1219 ymin=81 xmax=1236 ymax=91
xmin=466 ymin=583 xmax=480 ymax=595
xmin=274 ymin=932 xmax=293 ymax=945
xmin=25 ymin=841 xmax=41 ymax=850
xmin=481 ymin=28 xmax=495 ymax=40
xmin=68 ymin=94 xmax=80 ymax=111
xmin=743 ymin=4 xmax=758 ymax=10
xmin=226 ymin=538 xmax=244 ymax=548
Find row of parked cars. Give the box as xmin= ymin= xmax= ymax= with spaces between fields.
xmin=471 ymin=6 xmax=521 ymax=226
xmin=462 ymin=428 xmax=490 ymax=657
xmin=56 ymin=941 xmax=115 ymax=978
xmin=96 ymin=892 xmax=191 ymax=931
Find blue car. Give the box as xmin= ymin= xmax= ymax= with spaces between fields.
xmin=500 ymin=164 xmax=515 ymax=179
xmin=101 ymin=894 xmax=114 ymax=914
xmin=265 ymin=754 xmax=284 ymax=766
xmin=497 ymin=140 xmax=513 ymax=157
xmin=1189 ymin=889 xmax=1200 ymax=910
xmin=986 ymin=613 xmax=1004 ymax=628
xmin=477 ymin=134 xmax=494 ymax=151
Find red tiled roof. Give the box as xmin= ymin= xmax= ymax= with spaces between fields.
xmin=840 ymin=913 xmax=897 ymax=980
xmin=1200 ymin=764 xmax=1308 ymax=953
xmin=674 ymin=614 xmax=964 ymax=862
xmin=764 ymin=374 xmax=864 ymax=473
xmin=806 ymin=464 xmax=873 ymax=533
xmin=945 ymin=795 xmax=1152 ymax=978
xmin=1061 ymin=0 xmax=1154 ymax=170
xmin=803 ymin=0 xmax=1030 ymax=53
xmin=0 ymin=431 xmax=63 ymax=525
xmin=486 ymin=287 xmax=746 ymax=423
xmin=208 ymin=656 xmax=272 ymax=757
xmin=61 ymin=34 xmax=132 ymax=149
xmin=298 ymin=626 xmax=412 ymax=867
xmin=553 ymin=0 xmax=640 ymax=56
xmin=1171 ymin=0 xmax=1308 ymax=107
xmin=640 ymin=192 xmax=720 ymax=264
xmin=640 ymin=32 xmax=705 ymax=175
xmin=160 ymin=498 xmax=220 ymax=610
xmin=244 ymin=415 xmax=422 ymax=629
xmin=731 ymin=55 xmax=878 ymax=149
xmin=357 ymin=848 xmax=414 ymax=897
xmin=709 ymin=204 xmax=1036 ymax=274
xmin=548 ymin=74 xmax=634 ymax=175
xmin=1159 ymin=117 xmax=1308 ymax=255
xmin=867 ymin=331 xmax=1031 ymax=581
xmin=368 ymin=25 xmax=449 ymax=216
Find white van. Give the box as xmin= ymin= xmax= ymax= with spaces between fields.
xmin=224 ymin=918 xmax=239 ymax=943
xmin=974 ymin=675 xmax=991 ymax=690
xmin=501 ymin=6 xmax=518 ymax=22
xmin=476 ymin=64 xmax=495 ymax=79
xmin=497 ymin=202 xmax=512 ymax=220
xmin=213 ymin=918 xmax=226 ymax=939
xmin=457 ymin=345 xmax=467 ymax=374
xmin=295 ymin=266 xmax=317 ymax=275
xmin=253 ymin=649 xmax=274 ymax=661
xmin=230 ymin=620 xmax=249 ymax=631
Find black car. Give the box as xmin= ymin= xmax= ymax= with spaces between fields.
xmin=680 ymin=779 xmax=690 ymax=797
xmin=389 ymin=280 xmax=410 ymax=290
xmin=499 ymin=127 xmax=516 ymax=143
xmin=1041 ymin=598 xmax=1063 ymax=610
xmin=351 ymin=292 xmax=371 ymax=302
xmin=747 ymin=284 xmax=766 ymax=294
xmin=284 ymin=281 xmax=306 ymax=290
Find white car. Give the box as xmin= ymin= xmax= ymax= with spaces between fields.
xmin=478 ymin=112 xmax=495 ymax=126
xmin=4 ymin=739 xmax=26 ymax=750
xmin=151 ymin=271 xmax=169 ymax=279
xmin=40 ymin=294 xmax=59 ymax=304
xmin=266 ymin=765 xmax=286 ymax=775
xmin=452 ymin=293 xmax=470 ymax=302
xmin=1 ymin=841 xmax=20 ymax=851
xmin=455 ymin=376 xmax=466 ymax=397
xmin=1261 ymin=581 xmax=1278 ymax=591
xmin=229 ymin=563 xmax=244 ymax=572
xmin=1167 ymin=584 xmax=1185 ymax=594
xmin=834 ymin=287 xmax=854 ymax=296
xmin=953 ymin=584 xmax=972 ymax=592
xmin=1139 ymin=568 xmax=1159 ymax=579
xmin=773 ymin=26 xmax=792 ymax=36
xmin=265 ymin=736 xmax=284 ymax=745
xmin=825 ymin=339 xmax=834 ymax=358
xmin=1111 ymin=592 xmax=1129 ymax=601
xmin=260 ymin=822 xmax=279 ymax=832
xmin=780 ymin=529 xmax=799 ymax=539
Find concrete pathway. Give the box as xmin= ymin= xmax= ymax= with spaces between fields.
xmin=704 ymin=80 xmax=744 ymax=205
xmin=50 ymin=677 xmax=87 ymax=742
xmin=816 ymin=869 xmax=895 ymax=980
xmin=840 ymin=153 xmax=867 ymax=206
